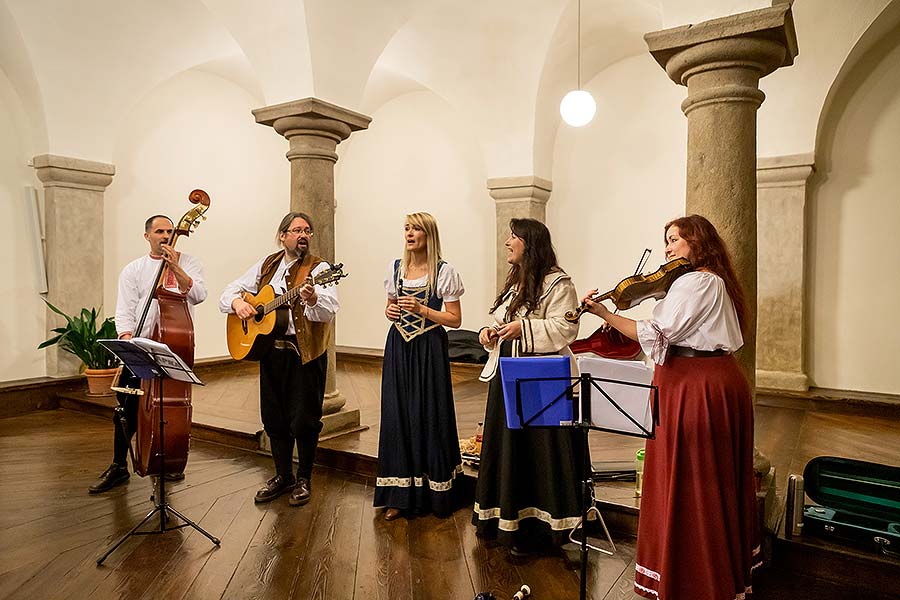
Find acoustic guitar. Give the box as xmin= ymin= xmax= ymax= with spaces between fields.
xmin=226 ymin=262 xmax=347 ymax=361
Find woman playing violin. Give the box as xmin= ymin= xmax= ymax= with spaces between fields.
xmin=581 ymin=214 xmax=759 ymax=600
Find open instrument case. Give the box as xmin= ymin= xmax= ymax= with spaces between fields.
xmin=802 ymin=456 xmax=900 ymax=558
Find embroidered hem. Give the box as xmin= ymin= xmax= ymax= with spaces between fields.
xmin=473 ymin=501 xmax=582 ymax=532
xmin=376 ymin=464 xmax=462 ymax=492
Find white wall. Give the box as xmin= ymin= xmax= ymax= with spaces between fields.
xmin=2 ymin=1 xmax=899 ymax=399
xmin=548 ymin=53 xmax=688 ymax=338
xmin=105 ymin=69 xmax=289 ymax=361
xmin=0 ymin=70 xmax=44 ymax=380
xmin=335 ymin=90 xmax=493 ymax=349
xmin=807 ymin=25 xmax=900 ymax=394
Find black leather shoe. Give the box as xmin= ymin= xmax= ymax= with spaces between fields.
xmin=254 ymin=474 xmax=295 ymax=503
xmin=89 ymin=463 xmax=130 ymax=494
xmin=288 ymin=478 xmax=311 ymax=506
xmin=164 ymin=472 xmax=185 ymax=482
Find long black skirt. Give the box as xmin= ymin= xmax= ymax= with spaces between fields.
xmin=374 ymin=325 xmax=462 ymax=515
xmin=473 ymin=343 xmax=587 ymax=549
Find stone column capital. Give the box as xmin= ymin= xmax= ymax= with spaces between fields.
xmin=757 ymin=153 xmax=815 ymax=188
xmin=32 ymin=154 xmax=115 ymax=191
xmin=646 ymin=5 xmax=798 ymax=87
xmin=487 ymin=175 xmax=552 ymax=204
xmin=253 ymin=97 xmax=372 ymax=164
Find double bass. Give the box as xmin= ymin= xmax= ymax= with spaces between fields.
xmin=132 ymin=190 xmax=210 ymax=477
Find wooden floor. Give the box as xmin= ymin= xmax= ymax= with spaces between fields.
xmin=2 ymin=356 xmax=900 ymax=599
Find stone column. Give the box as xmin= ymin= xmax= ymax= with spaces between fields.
xmin=33 ymin=154 xmax=115 ymax=377
xmin=757 ymin=153 xmax=814 ymax=391
xmin=645 ymin=4 xmax=798 ymax=389
xmin=487 ymin=176 xmax=552 ymax=293
xmin=253 ymin=98 xmax=371 ymax=434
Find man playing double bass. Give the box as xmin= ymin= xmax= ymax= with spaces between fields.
xmin=219 ymin=212 xmax=339 ymax=507
xmin=88 ymin=215 xmax=207 ymax=494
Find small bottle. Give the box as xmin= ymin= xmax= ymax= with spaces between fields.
xmin=635 ymin=447 xmax=645 ymax=497
xmin=474 ymin=422 xmax=484 ymax=455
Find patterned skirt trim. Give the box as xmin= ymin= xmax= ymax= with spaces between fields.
xmin=473 ymin=501 xmax=583 ymax=532
xmin=376 ymin=464 xmax=463 ymax=492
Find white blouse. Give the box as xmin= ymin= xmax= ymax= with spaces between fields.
xmin=115 ymin=253 xmax=207 ymax=338
xmin=384 ymin=260 xmax=465 ymax=302
xmin=636 ymin=271 xmax=743 ymax=365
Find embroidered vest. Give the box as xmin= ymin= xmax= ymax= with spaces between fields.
xmin=392 ymin=259 xmax=445 ymax=342
xmin=259 ymin=250 xmax=331 ymax=364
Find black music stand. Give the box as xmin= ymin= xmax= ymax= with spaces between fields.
xmin=95 ymin=338 xmax=220 ymax=565
xmin=503 ymin=358 xmax=658 ymax=600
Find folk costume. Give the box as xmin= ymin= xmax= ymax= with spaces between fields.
xmin=375 ymin=259 xmax=464 ymax=515
xmin=220 ymin=250 xmax=339 ymax=493
xmin=472 ymin=269 xmax=585 ymax=550
xmin=633 ymin=271 xmax=760 ymax=600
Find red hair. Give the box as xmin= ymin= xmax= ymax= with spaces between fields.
xmin=665 ymin=214 xmax=747 ymax=331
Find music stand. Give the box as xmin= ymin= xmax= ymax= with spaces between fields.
xmin=95 ymin=338 xmax=220 ymax=565
xmin=500 ymin=356 xmax=658 ymax=600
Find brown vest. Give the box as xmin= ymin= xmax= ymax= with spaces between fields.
xmin=258 ymin=250 xmax=331 ymax=364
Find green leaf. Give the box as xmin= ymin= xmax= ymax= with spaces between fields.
xmin=37 ymin=299 xmax=119 ymax=369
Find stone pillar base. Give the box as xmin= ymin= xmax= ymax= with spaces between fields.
xmin=757 ymin=369 xmax=809 ymax=392
xmin=258 ymin=408 xmax=367 ymax=456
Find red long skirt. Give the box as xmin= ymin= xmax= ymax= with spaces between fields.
xmin=634 ymin=354 xmax=760 ymax=600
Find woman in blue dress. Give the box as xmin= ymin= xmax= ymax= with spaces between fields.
xmin=375 ymin=212 xmax=465 ymax=520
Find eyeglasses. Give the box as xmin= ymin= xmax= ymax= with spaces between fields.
xmin=286 ymin=227 xmax=314 ymax=236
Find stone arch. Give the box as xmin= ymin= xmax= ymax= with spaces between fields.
xmin=806 ymin=4 xmax=900 ymax=393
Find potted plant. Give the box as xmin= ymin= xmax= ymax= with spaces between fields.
xmin=38 ymin=299 xmax=120 ymax=396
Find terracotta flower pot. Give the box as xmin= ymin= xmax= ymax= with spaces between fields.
xmin=84 ymin=367 xmax=118 ymax=397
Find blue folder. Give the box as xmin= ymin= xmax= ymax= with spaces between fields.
xmin=499 ymin=356 xmax=572 ymax=429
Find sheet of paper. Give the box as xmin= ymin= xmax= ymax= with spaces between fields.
xmin=576 ymin=356 xmax=654 ymax=435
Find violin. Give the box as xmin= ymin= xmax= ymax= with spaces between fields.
xmin=564 ymin=257 xmax=692 ymax=323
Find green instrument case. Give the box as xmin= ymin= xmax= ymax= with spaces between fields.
xmin=802 ymin=456 xmax=900 ymax=557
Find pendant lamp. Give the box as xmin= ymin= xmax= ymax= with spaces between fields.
xmin=560 ymin=0 xmax=596 ymax=127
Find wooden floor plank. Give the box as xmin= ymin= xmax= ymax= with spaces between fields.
xmin=288 ymin=473 xmax=367 ymax=599
xmin=408 ymin=513 xmax=474 ymax=599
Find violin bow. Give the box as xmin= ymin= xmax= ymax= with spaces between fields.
xmin=610 ymin=248 xmax=651 ymax=317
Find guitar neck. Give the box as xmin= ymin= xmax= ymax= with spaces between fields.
xmin=265 ymin=283 xmax=305 ymax=314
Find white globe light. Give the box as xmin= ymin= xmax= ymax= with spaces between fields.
xmin=559 ymin=90 xmax=596 ymax=127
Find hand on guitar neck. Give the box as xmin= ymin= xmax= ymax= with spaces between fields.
xmin=297 ymin=276 xmax=317 ymax=307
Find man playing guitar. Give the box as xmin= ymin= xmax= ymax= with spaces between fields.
xmin=218 ymin=212 xmax=339 ymax=507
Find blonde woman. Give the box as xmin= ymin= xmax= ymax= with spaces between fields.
xmin=375 ymin=212 xmax=465 ymax=520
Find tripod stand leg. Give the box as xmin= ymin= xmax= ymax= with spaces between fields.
xmin=96 ymin=505 xmax=162 ymax=565
xmin=164 ymin=504 xmax=221 ymax=545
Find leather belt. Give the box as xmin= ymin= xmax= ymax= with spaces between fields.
xmin=273 ymin=338 xmax=300 ymax=356
xmin=670 ymin=346 xmax=727 ymax=358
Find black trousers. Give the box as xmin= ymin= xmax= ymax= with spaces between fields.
xmin=112 ymin=367 xmax=140 ymax=467
xmin=260 ymin=348 xmax=328 ymax=480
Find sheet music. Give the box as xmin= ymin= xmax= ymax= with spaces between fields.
xmin=576 ymin=356 xmax=653 ymax=435
xmin=99 ymin=338 xmax=203 ymax=385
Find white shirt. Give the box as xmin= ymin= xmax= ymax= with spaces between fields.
xmin=219 ymin=256 xmax=339 ymax=333
xmin=115 ymin=253 xmax=207 ymax=338
xmin=384 ymin=260 xmax=465 ymax=301
xmin=636 ymin=271 xmax=743 ymax=365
